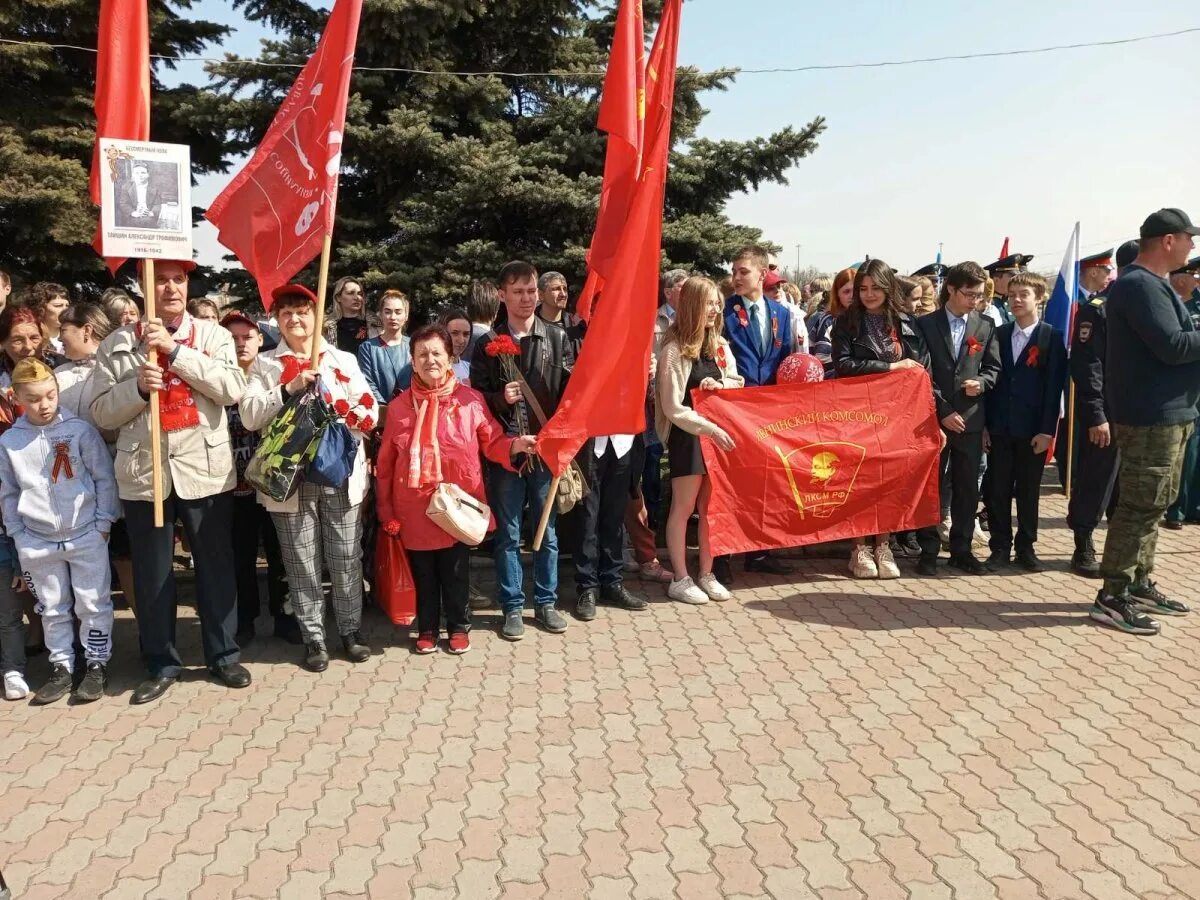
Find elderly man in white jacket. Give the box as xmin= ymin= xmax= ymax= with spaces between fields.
xmin=90 ymin=259 xmax=249 ymax=705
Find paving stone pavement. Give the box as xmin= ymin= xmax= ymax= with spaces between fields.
xmin=3 ymin=495 xmax=1200 ymax=899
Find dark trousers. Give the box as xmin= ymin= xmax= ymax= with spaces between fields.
xmin=1066 ymin=434 xmax=1120 ymax=532
xmin=410 ymin=542 xmax=470 ymax=636
xmin=985 ymin=435 xmax=1045 ymax=554
xmin=642 ymin=442 xmax=663 ymax=529
xmin=576 ymin=443 xmax=633 ymax=591
xmin=125 ymin=491 xmax=239 ymax=678
xmin=231 ymin=493 xmax=287 ymax=629
xmin=918 ymin=431 xmax=984 ymax=557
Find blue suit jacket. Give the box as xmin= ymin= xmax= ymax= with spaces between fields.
xmin=723 ymin=295 xmax=793 ymax=386
xmin=985 ymin=321 xmax=1068 ymax=438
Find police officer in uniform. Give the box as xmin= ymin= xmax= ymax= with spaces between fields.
xmin=1067 ymin=240 xmax=1140 ymax=575
xmin=983 ymin=253 xmax=1033 ymax=326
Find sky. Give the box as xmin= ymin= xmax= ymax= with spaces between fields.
xmin=181 ymin=0 xmax=1200 ymax=276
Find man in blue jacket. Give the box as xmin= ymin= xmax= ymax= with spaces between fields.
xmin=1092 ymin=209 xmax=1200 ymax=635
xmin=983 ymin=272 xmax=1067 ymax=573
xmin=716 ymin=246 xmax=796 ymax=581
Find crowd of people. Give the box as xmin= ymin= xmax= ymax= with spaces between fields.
xmin=0 ymin=205 xmax=1198 ymax=707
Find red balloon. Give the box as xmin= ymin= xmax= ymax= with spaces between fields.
xmin=777 ymin=353 xmax=825 ymax=384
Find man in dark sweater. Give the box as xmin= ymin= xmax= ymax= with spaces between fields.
xmin=1091 ymin=209 xmax=1200 ymax=635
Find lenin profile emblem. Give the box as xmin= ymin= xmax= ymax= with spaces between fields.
xmin=775 ymin=441 xmax=866 ymax=518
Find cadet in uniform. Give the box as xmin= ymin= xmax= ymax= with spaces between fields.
xmin=983 ymin=253 xmax=1033 ymax=326
xmin=1067 ymin=241 xmax=1139 ymax=575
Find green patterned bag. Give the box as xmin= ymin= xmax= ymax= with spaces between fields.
xmin=245 ymin=385 xmax=334 ymax=502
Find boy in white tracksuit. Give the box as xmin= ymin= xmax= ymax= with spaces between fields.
xmin=0 ymin=358 xmax=119 ymax=705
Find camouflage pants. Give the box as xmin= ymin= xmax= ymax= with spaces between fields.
xmin=1100 ymin=422 xmax=1194 ymax=596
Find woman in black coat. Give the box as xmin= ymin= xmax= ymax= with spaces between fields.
xmin=831 ymin=259 xmax=934 ymax=578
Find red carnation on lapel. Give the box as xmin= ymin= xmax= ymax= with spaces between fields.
xmin=966 ymin=336 xmax=982 ymax=355
xmin=1026 ymin=346 xmax=1039 ymax=368
xmin=734 ymin=305 xmax=749 ymax=328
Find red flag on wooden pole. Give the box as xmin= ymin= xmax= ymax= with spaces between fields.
xmin=999 ymin=237 xmax=1010 ymax=260
xmin=90 ymin=0 xmax=151 ymax=273
xmin=536 ymin=0 xmax=681 ymax=476
xmin=205 ymin=0 xmax=363 ymax=305
xmin=575 ymin=0 xmax=646 ymax=322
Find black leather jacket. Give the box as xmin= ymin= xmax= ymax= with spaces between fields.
xmin=468 ymin=316 xmax=575 ymax=436
xmin=831 ymin=312 xmax=930 ymax=377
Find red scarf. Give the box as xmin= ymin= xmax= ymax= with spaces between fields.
xmin=138 ymin=314 xmax=201 ymax=432
xmin=407 ymin=373 xmax=458 ymax=489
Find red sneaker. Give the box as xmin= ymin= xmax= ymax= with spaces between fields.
xmin=447 ymin=632 xmax=471 ymax=654
xmin=414 ymin=633 xmax=438 ymax=654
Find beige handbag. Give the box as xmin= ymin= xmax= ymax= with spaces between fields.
xmin=426 ymin=483 xmax=491 ymax=546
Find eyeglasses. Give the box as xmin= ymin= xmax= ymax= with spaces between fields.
xmin=957 ymin=289 xmax=986 ymax=302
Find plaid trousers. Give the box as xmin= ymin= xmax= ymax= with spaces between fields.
xmin=271 ymin=482 xmax=364 ymax=643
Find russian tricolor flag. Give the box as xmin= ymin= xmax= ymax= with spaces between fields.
xmin=1045 ymin=222 xmax=1080 ymax=354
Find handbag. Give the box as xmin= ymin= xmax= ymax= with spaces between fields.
xmin=512 ymin=370 xmax=589 ymax=515
xmin=426 ymin=482 xmax=491 ymax=546
xmin=307 ymin=419 xmax=357 ymax=488
xmin=246 ymin=384 xmax=333 ymax=502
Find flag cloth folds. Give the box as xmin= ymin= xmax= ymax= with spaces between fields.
xmin=1045 ymin=222 xmax=1080 ymax=350
xmin=695 ymin=368 xmax=943 ymax=556
xmin=90 ymin=0 xmax=151 ymax=272
xmin=205 ymin=0 xmax=363 ymax=305
xmin=575 ymin=0 xmax=646 ymax=321
xmin=999 ymin=236 xmax=1010 ymax=260
xmin=536 ymin=0 xmax=680 ymax=474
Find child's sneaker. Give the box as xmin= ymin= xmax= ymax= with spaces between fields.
xmin=31 ymin=664 xmax=72 ymax=705
xmin=4 ymin=671 xmax=29 ymax=701
xmin=667 ymin=577 xmax=709 ymax=605
xmin=697 ymin=573 xmax=733 ymax=602
xmin=73 ymin=661 xmax=107 ymax=703
xmin=414 ymin=633 xmax=438 ymax=654
xmin=447 ymin=632 xmax=471 ymax=654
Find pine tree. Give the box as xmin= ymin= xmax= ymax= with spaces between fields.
xmin=0 ymin=0 xmax=229 ymax=291
xmin=208 ymin=0 xmax=825 ymax=310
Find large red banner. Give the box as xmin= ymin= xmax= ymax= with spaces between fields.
xmin=695 ymin=368 xmax=942 ymax=556
xmin=205 ymin=0 xmax=362 ymax=304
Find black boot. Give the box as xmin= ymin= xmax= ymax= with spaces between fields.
xmin=1071 ymin=530 xmax=1100 ymax=578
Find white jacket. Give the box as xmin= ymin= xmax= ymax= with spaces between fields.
xmin=239 ymin=339 xmax=375 ymax=514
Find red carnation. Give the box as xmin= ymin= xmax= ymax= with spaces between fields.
xmin=384 ymin=520 xmax=401 ymax=536
xmin=734 ymin=305 xmax=749 ymax=328
xmin=360 ymin=415 xmax=375 ymax=432
xmin=359 ymin=393 xmax=375 ymax=410
xmin=486 ymin=335 xmax=521 ymax=357
xmin=345 ymin=411 xmax=359 ymax=429
xmin=334 ymin=398 xmax=350 ymax=417
xmin=966 ymin=336 xmax=982 ymax=355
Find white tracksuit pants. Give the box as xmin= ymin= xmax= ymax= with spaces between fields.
xmin=17 ymin=530 xmax=113 ymax=671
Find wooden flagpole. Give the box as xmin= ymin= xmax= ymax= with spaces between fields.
xmin=142 ymin=259 xmax=164 ymax=528
xmin=309 ymin=234 xmax=334 ymax=369
xmin=532 ymin=475 xmax=561 ymax=552
xmin=1065 ymin=382 xmax=1076 ymax=501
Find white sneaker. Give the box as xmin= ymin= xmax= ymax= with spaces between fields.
xmin=849 ymin=543 xmax=878 ymax=579
xmin=639 ymin=560 xmax=674 ymax=583
xmin=937 ymin=516 xmax=951 ymax=549
xmin=697 ymin=573 xmax=733 ymax=602
xmin=4 ymin=671 xmax=29 ymax=701
xmin=874 ymin=542 xmax=901 ymax=579
xmin=973 ymin=519 xmax=988 ymax=548
xmin=667 ymin=577 xmax=709 ymax=605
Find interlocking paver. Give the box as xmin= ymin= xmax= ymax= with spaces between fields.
xmin=3 ymin=497 xmax=1200 ymax=897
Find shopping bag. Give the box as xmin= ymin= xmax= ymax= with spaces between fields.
xmin=375 ymin=530 xmax=416 ymax=626
xmin=307 ymin=420 xmax=357 ymax=488
xmin=246 ymin=385 xmax=334 ymax=502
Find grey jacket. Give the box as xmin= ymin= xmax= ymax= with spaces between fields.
xmin=0 ymin=411 xmax=120 ymax=543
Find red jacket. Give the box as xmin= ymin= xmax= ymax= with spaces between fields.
xmin=376 ymin=384 xmax=516 ymax=551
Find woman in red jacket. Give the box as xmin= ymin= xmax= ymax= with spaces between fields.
xmin=377 ymin=324 xmax=535 ymax=655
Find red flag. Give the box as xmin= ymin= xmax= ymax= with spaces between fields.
xmin=695 ymin=369 xmax=942 ymax=555
xmin=999 ymin=237 xmax=1010 ymax=260
xmin=90 ymin=0 xmax=151 ymax=273
xmin=205 ymin=0 xmax=363 ymax=305
xmin=576 ymin=0 xmax=646 ymax=321
xmin=536 ymin=0 xmax=680 ymax=475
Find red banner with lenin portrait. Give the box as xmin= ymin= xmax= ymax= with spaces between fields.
xmin=695 ymin=368 xmax=942 ymax=556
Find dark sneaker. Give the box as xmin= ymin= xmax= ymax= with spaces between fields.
xmin=916 ymin=556 xmax=939 ymax=577
xmin=601 ymin=583 xmax=649 ymax=611
xmin=1071 ymin=531 xmax=1100 ymax=577
xmin=32 ymin=664 xmax=73 ymax=706
xmin=341 ymin=631 xmax=372 ymax=663
xmin=501 ymin=611 xmax=525 ymax=641
xmin=899 ymin=535 xmax=923 ymax=558
xmin=1014 ymin=550 xmax=1045 ymax=573
xmin=1090 ymin=591 xmax=1160 ymax=635
xmin=745 ymin=555 xmax=790 ymax=575
xmin=72 ymin=662 xmax=107 ymax=703
xmin=1162 ymin=519 xmax=1184 ymax=531
xmin=1130 ymin=581 xmax=1189 ymax=616
xmin=948 ymin=553 xmax=987 ymax=575
xmin=304 ymin=640 xmax=330 ymax=672
xmin=575 ymin=588 xmax=598 ymax=621
xmin=986 ymin=550 xmax=1011 ymax=569
xmin=535 ymin=605 xmax=568 ymax=634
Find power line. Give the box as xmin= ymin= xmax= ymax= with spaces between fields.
xmin=1 ymin=25 xmax=1198 ymax=79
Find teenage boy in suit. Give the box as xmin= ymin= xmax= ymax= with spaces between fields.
xmin=983 ymin=273 xmax=1067 ymax=572
xmin=915 ymin=262 xmax=1002 ymax=576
